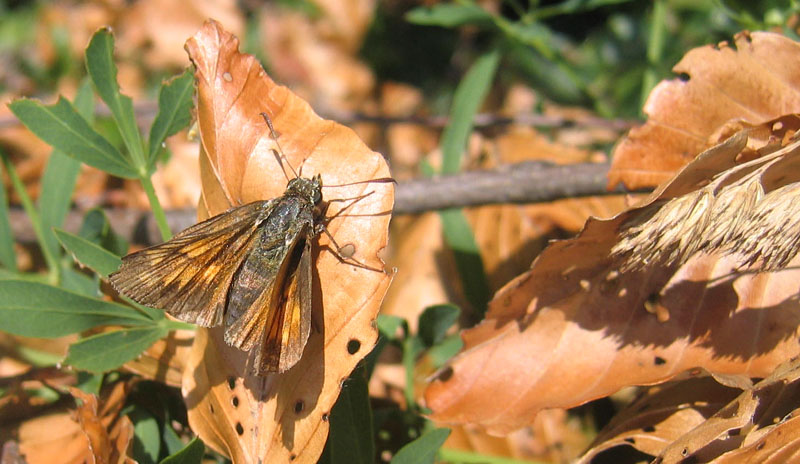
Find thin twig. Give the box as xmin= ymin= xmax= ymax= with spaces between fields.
xmin=8 ymin=161 xmax=636 ymax=246
xmin=0 ymin=100 xmax=637 ymax=132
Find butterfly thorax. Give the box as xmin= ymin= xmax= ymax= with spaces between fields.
xmin=284 ymin=174 xmax=323 ymax=206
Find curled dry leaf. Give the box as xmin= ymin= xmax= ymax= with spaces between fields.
xmin=655 ymin=356 xmax=800 ymax=463
xmin=424 ymin=121 xmax=800 ymax=434
xmin=182 ymin=20 xmax=393 ymax=463
xmin=1 ymin=381 xmax=134 ymax=464
xmin=609 ymin=31 xmax=800 ymax=190
xmin=578 ymin=377 xmax=741 ymax=462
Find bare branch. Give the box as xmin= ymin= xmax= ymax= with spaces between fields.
xmin=8 ymin=161 xmax=633 ymax=246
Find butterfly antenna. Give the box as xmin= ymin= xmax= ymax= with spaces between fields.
xmin=260 ymin=112 xmax=300 ymax=180
xmin=322 ymin=177 xmax=396 ymax=188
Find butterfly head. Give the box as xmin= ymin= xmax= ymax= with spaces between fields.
xmin=286 ymin=174 xmax=323 ymax=205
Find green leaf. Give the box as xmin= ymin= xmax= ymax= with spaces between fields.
xmin=439 ymin=209 xmax=490 ymax=320
xmin=79 ymin=208 xmax=128 ymax=257
xmin=376 ymin=314 xmax=406 ymax=339
xmin=440 ymin=50 xmax=499 ymax=174
xmin=38 ymin=151 xmax=80 ymax=261
xmin=9 ymin=98 xmax=135 ymax=178
xmin=61 ymin=267 xmax=100 ymax=297
xmin=73 ymin=78 xmax=96 ymax=120
xmin=147 ymin=70 xmax=194 ymax=169
xmin=0 ymin=280 xmax=152 ymax=337
xmin=391 ymin=428 xmax=451 ymax=464
xmin=128 ymin=404 xmax=162 ymax=464
xmin=85 ymin=28 xmax=145 ymax=173
xmin=324 ymin=365 xmax=374 ymax=464
xmin=55 ymin=228 xmax=121 ymax=278
xmin=0 ymin=163 xmax=16 ymax=271
xmin=418 ymin=304 xmax=460 ymax=347
xmin=75 ymin=371 xmax=104 ymax=395
xmin=427 ymin=334 xmax=463 ymax=368
xmin=65 ymin=325 xmax=168 ymax=373
xmin=160 ymin=438 xmax=204 ymax=464
xmin=405 ymin=3 xmax=492 ymax=28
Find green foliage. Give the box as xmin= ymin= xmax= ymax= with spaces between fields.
xmin=391 ymin=428 xmax=451 ymax=464
xmin=0 ymin=281 xmax=153 ymax=337
xmin=55 ymin=228 xmax=121 ymax=278
xmin=321 ymin=365 xmax=375 ymax=464
xmin=160 ymin=438 xmax=205 ymax=464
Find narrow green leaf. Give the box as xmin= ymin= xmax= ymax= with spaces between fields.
xmin=439 ymin=209 xmax=490 ymax=320
xmin=9 ymin=98 xmax=135 ymax=178
xmin=147 ymin=71 xmax=194 ymax=168
xmin=418 ymin=304 xmax=460 ymax=347
xmin=65 ymin=325 xmax=168 ymax=373
xmin=73 ymin=78 xmax=96 ymax=120
xmin=160 ymin=438 xmax=204 ymax=464
xmin=61 ymin=267 xmax=100 ymax=297
xmin=441 ymin=50 xmax=499 ymax=174
xmin=38 ymin=151 xmax=80 ymax=261
xmin=55 ymin=228 xmax=121 ymax=278
xmin=391 ymin=428 xmax=451 ymax=464
xmin=405 ymin=3 xmax=492 ymax=28
xmin=1 ymin=150 xmax=59 ymax=279
xmin=85 ymin=29 xmax=145 ymax=173
xmin=325 ymin=365 xmax=374 ymax=464
xmin=0 ymin=280 xmax=152 ymax=337
xmin=0 ymin=163 xmax=16 ymax=271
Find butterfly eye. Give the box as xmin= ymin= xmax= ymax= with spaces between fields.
xmin=313 ymin=189 xmax=322 ymax=204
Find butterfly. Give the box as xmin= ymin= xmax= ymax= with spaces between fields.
xmin=110 ymin=114 xmax=388 ymax=375
xmin=110 ymin=172 xmax=324 ymax=375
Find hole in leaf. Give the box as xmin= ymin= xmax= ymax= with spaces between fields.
xmin=347 ymin=339 xmax=361 ymax=354
xmin=232 ymin=396 xmax=239 ymax=408
xmin=756 ymin=441 xmax=766 ymax=450
xmin=321 ymin=413 xmax=329 ymax=422
xmin=235 ymin=422 xmax=244 ymax=435
xmin=654 ymin=356 xmax=666 ymax=365
xmin=678 ymin=72 xmax=690 ymax=82
xmin=437 ymin=366 xmax=454 ymax=382
xmin=295 ymin=400 xmax=304 ymax=414
xmin=624 ymin=437 xmax=635 ymax=444
xmin=643 ymin=425 xmax=656 ymax=432
xmin=289 ymin=454 xmax=296 ymax=461
xmin=227 ymin=377 xmax=236 ymax=390
xmin=209 ymin=404 xmax=215 ymax=414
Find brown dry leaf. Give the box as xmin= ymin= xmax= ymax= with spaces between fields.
xmin=609 ymin=31 xmax=800 ymax=190
xmin=655 ymin=356 xmax=800 ymax=463
xmin=123 ymin=329 xmax=194 ymax=388
xmin=3 ymin=381 xmax=134 ymax=464
xmin=445 ymin=409 xmax=592 ymax=463
xmin=70 ymin=386 xmax=135 ymax=464
xmin=182 ymin=20 xmax=393 ymax=463
xmin=578 ymin=377 xmax=742 ymax=462
xmin=260 ymin=3 xmax=375 ymax=113
xmin=424 ymin=120 xmax=800 ymax=435
xmin=117 ymin=0 xmax=243 ymax=69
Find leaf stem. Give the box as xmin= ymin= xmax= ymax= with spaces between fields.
xmin=0 ymin=151 xmax=60 ymax=283
xmin=139 ymin=175 xmax=171 ymax=241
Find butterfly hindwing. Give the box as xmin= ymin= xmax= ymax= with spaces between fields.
xmin=109 ymin=200 xmax=271 ymax=327
xmin=223 ymin=197 xmax=315 ymax=373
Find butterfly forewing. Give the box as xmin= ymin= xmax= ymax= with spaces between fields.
xmin=223 ymin=198 xmax=315 ymax=373
xmin=109 ymin=200 xmax=269 ymax=327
